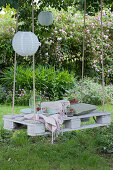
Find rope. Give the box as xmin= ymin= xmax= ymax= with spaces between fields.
xmin=32 ymin=0 xmax=34 ymax=33
xmin=81 ymin=0 xmax=86 ymax=103
xmin=12 ymin=9 xmax=19 ymax=115
xmin=101 ymin=0 xmax=105 ymax=112
xmin=32 ymin=0 xmax=36 ymax=120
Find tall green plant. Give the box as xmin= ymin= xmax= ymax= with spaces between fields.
xmin=1 ymin=65 xmax=75 ymax=101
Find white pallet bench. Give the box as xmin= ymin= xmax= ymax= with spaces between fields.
xmin=3 ymin=110 xmax=111 ymax=136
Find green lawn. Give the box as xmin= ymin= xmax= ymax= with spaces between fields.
xmin=0 ymin=105 xmax=29 ymax=129
xmin=0 ymin=104 xmax=113 ymax=170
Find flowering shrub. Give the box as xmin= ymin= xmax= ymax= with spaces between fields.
xmin=63 ymin=77 xmax=113 ymax=105
xmin=85 ymin=9 xmax=113 ymax=84
xmin=69 ymin=98 xmax=79 ymax=104
xmin=3 ymin=89 xmax=32 ymax=106
xmin=34 ymin=7 xmax=113 ymax=84
xmin=39 ymin=87 xmax=49 ymax=102
xmin=0 ymin=6 xmax=113 ymax=85
xmin=36 ymin=7 xmax=84 ymax=73
xmin=104 ymin=83 xmax=113 ymax=104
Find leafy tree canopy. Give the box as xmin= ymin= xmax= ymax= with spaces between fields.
xmin=0 ymin=0 xmax=113 ymax=16
xmin=0 ymin=0 xmax=83 ymax=10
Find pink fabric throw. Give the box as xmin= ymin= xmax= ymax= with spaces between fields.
xmin=24 ymin=100 xmax=69 ymax=143
xmin=24 ymin=113 xmax=66 ymax=133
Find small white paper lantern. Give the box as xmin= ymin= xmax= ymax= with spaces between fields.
xmin=38 ymin=11 xmax=54 ymax=26
xmin=12 ymin=31 xmax=40 ymax=56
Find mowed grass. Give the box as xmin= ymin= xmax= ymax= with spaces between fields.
xmin=0 ymin=104 xmax=113 ymax=170
xmin=0 ymin=105 xmax=29 ymax=128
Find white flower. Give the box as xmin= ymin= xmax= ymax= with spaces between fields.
xmin=93 ymin=60 xmax=97 ymax=63
xmin=45 ymin=53 xmax=48 ymax=55
xmin=100 ymin=55 xmax=103 ymax=60
xmin=102 ymin=10 xmax=106 ymax=16
xmin=104 ymin=35 xmax=108 ymax=40
xmin=108 ymin=69 xmax=112 ymax=72
xmin=96 ymin=45 xmax=100 ymax=49
xmin=57 ymin=37 xmax=62 ymax=41
xmin=95 ymin=68 xmax=99 ymax=72
xmin=86 ymin=29 xmax=90 ymax=33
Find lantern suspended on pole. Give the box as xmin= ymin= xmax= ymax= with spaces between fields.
xmin=38 ymin=11 xmax=54 ymax=26
xmin=12 ymin=31 xmax=40 ymax=56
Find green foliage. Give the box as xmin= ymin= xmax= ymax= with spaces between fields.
xmin=34 ymin=7 xmax=113 ymax=84
xmin=85 ymin=123 xmax=113 ymax=154
xmin=2 ymin=87 xmax=49 ymax=106
xmin=105 ymin=84 xmax=113 ymax=104
xmin=0 ymin=85 xmax=6 ymax=103
xmin=0 ymin=6 xmax=16 ymax=68
xmin=4 ymin=89 xmax=32 ymax=106
xmin=0 ymin=128 xmax=13 ymax=143
xmin=63 ymin=77 xmax=113 ymax=105
xmin=85 ymin=8 xmax=113 ymax=84
xmin=0 ymin=128 xmax=29 ymax=146
xmin=0 ymin=5 xmax=113 ymax=85
xmin=0 ymin=0 xmax=79 ymax=11
xmin=10 ymin=130 xmax=29 ymax=146
xmin=0 ymin=123 xmax=113 ymax=169
xmin=35 ymin=8 xmax=84 ymax=75
xmin=0 ymin=0 xmax=113 ymax=12
xmin=1 ymin=65 xmax=113 ymax=105
xmin=1 ymin=65 xmax=75 ymax=102
xmin=0 ymin=0 xmax=18 ymax=9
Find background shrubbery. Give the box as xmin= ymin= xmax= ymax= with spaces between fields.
xmin=0 ymin=7 xmax=113 ymax=84
xmin=1 ymin=66 xmax=113 ymax=105
xmin=0 ymin=65 xmax=75 ymax=104
xmin=0 ymin=6 xmax=16 ymax=68
xmin=0 ymin=5 xmax=112 ymax=105
xmin=63 ymin=77 xmax=113 ymax=105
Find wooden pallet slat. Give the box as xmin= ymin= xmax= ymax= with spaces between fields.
xmin=3 ymin=110 xmax=111 ymax=137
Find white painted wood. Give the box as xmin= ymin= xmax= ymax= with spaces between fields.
xmin=4 ymin=119 xmax=15 ymax=130
xmin=62 ymin=123 xmax=110 ymax=132
xmin=63 ymin=110 xmax=111 ymax=120
xmin=27 ymin=123 xmax=45 ymax=136
xmin=3 ymin=117 xmax=45 ymax=136
xmin=3 ymin=110 xmax=111 ymax=137
xmin=64 ymin=118 xmax=81 ymax=129
xmin=3 ymin=114 xmax=24 ymax=119
xmin=96 ymin=115 xmax=111 ymax=124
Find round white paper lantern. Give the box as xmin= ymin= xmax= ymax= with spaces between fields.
xmin=38 ymin=11 xmax=54 ymax=26
xmin=12 ymin=31 xmax=40 ymax=56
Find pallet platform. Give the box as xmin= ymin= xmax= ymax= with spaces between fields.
xmin=3 ymin=110 xmax=111 ymax=136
